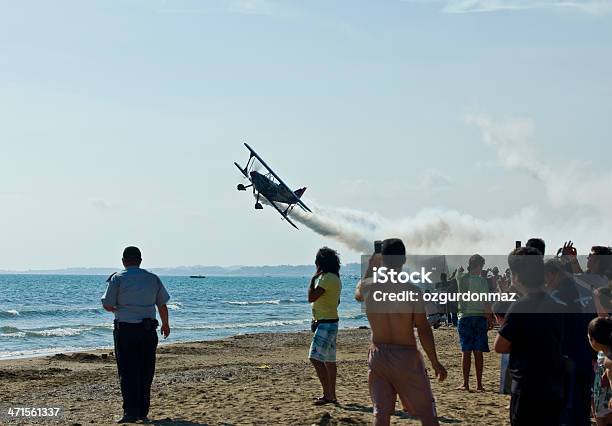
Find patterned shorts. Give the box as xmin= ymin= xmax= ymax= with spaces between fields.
xmin=309 ymin=321 xmax=338 ymax=363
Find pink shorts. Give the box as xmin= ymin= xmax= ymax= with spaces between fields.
xmin=368 ymin=343 xmax=437 ymax=426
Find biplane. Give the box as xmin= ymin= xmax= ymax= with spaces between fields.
xmin=234 ymin=143 xmax=311 ymax=229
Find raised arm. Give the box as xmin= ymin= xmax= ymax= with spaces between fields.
xmin=559 ymin=241 xmax=583 ymax=273
xmin=308 ymin=272 xmax=325 ymax=303
xmin=308 ymin=282 xmax=325 ymax=302
xmin=355 ymin=280 xmax=365 ymax=302
xmin=357 ymin=255 xmax=382 ymax=302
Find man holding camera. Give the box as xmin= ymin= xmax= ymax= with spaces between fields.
xmin=356 ymin=239 xmax=447 ymax=426
xmin=101 ymin=246 xmax=171 ymax=424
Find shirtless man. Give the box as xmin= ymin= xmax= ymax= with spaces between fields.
xmin=355 ymin=238 xmax=447 ymax=426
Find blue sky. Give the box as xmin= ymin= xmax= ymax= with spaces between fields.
xmin=1 ymin=0 xmax=611 ymax=269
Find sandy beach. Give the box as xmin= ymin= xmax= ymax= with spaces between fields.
xmin=0 ymin=327 xmax=511 ymax=425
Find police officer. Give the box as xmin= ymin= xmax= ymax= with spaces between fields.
xmin=101 ymin=246 xmax=171 ymax=424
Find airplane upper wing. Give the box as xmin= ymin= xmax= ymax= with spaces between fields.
xmin=243 ymin=143 xmax=312 ymax=213
xmin=234 ymin=161 xmax=249 ymax=178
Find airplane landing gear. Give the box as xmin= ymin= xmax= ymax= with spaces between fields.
xmin=254 ymin=192 xmax=263 ymax=210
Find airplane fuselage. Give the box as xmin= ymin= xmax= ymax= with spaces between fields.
xmin=250 ymin=171 xmax=297 ymax=204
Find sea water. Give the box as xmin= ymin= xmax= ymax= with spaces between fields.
xmin=0 ymin=274 xmax=364 ymax=359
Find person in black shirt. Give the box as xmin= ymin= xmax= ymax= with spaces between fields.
xmin=494 ymin=247 xmax=566 ymax=426
xmin=544 ymin=258 xmax=595 ymax=426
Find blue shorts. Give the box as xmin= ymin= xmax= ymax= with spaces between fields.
xmin=458 ymin=316 xmax=489 ymax=353
xmin=309 ymin=321 xmax=338 ymax=363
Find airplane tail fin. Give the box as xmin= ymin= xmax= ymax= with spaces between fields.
xmin=294 ymin=187 xmax=307 ymax=199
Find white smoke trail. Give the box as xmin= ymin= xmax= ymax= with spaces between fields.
xmin=290 ymin=199 xmax=612 ymax=257
xmin=289 ymin=202 xmax=540 ymax=254
xmin=467 ymin=114 xmax=612 ymax=213
xmin=281 ymin=114 xmax=611 ymax=256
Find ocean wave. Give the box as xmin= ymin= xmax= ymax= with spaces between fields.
xmin=0 ymin=331 xmax=26 ymax=338
xmin=167 ymin=302 xmax=183 ymax=310
xmin=0 ymin=307 xmax=103 ymax=319
xmin=0 ymin=326 xmax=22 ymax=334
xmin=174 ymin=314 xmax=362 ymax=332
xmin=0 ymin=326 xmax=27 ymax=338
xmin=33 ymin=327 xmax=91 ymax=337
xmin=0 ymin=324 xmax=112 ymax=339
xmin=177 ymin=318 xmax=309 ymax=330
xmin=0 ymin=309 xmax=20 ymax=318
xmin=224 ymin=299 xmax=298 ymax=306
xmin=342 ymin=312 xmax=366 ymax=320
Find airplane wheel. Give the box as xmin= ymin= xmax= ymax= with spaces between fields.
xmin=237 ymin=184 xmax=246 ymax=191
xmin=255 ymin=203 xmax=263 ymax=210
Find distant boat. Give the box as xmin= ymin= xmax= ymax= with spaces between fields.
xmin=189 ymin=275 xmax=206 ymax=279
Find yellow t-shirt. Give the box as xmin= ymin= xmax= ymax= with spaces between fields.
xmin=312 ymin=273 xmax=342 ymax=320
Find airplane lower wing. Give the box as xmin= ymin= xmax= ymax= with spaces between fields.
xmin=296 ymin=200 xmax=312 ymax=213
xmin=260 ymin=194 xmax=299 ymax=230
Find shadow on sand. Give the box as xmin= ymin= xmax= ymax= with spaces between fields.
xmin=150 ymin=420 xmax=209 ymax=426
xmin=337 ymin=402 xmax=461 ymax=424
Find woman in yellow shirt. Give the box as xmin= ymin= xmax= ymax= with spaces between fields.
xmin=308 ymin=247 xmax=342 ymax=406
